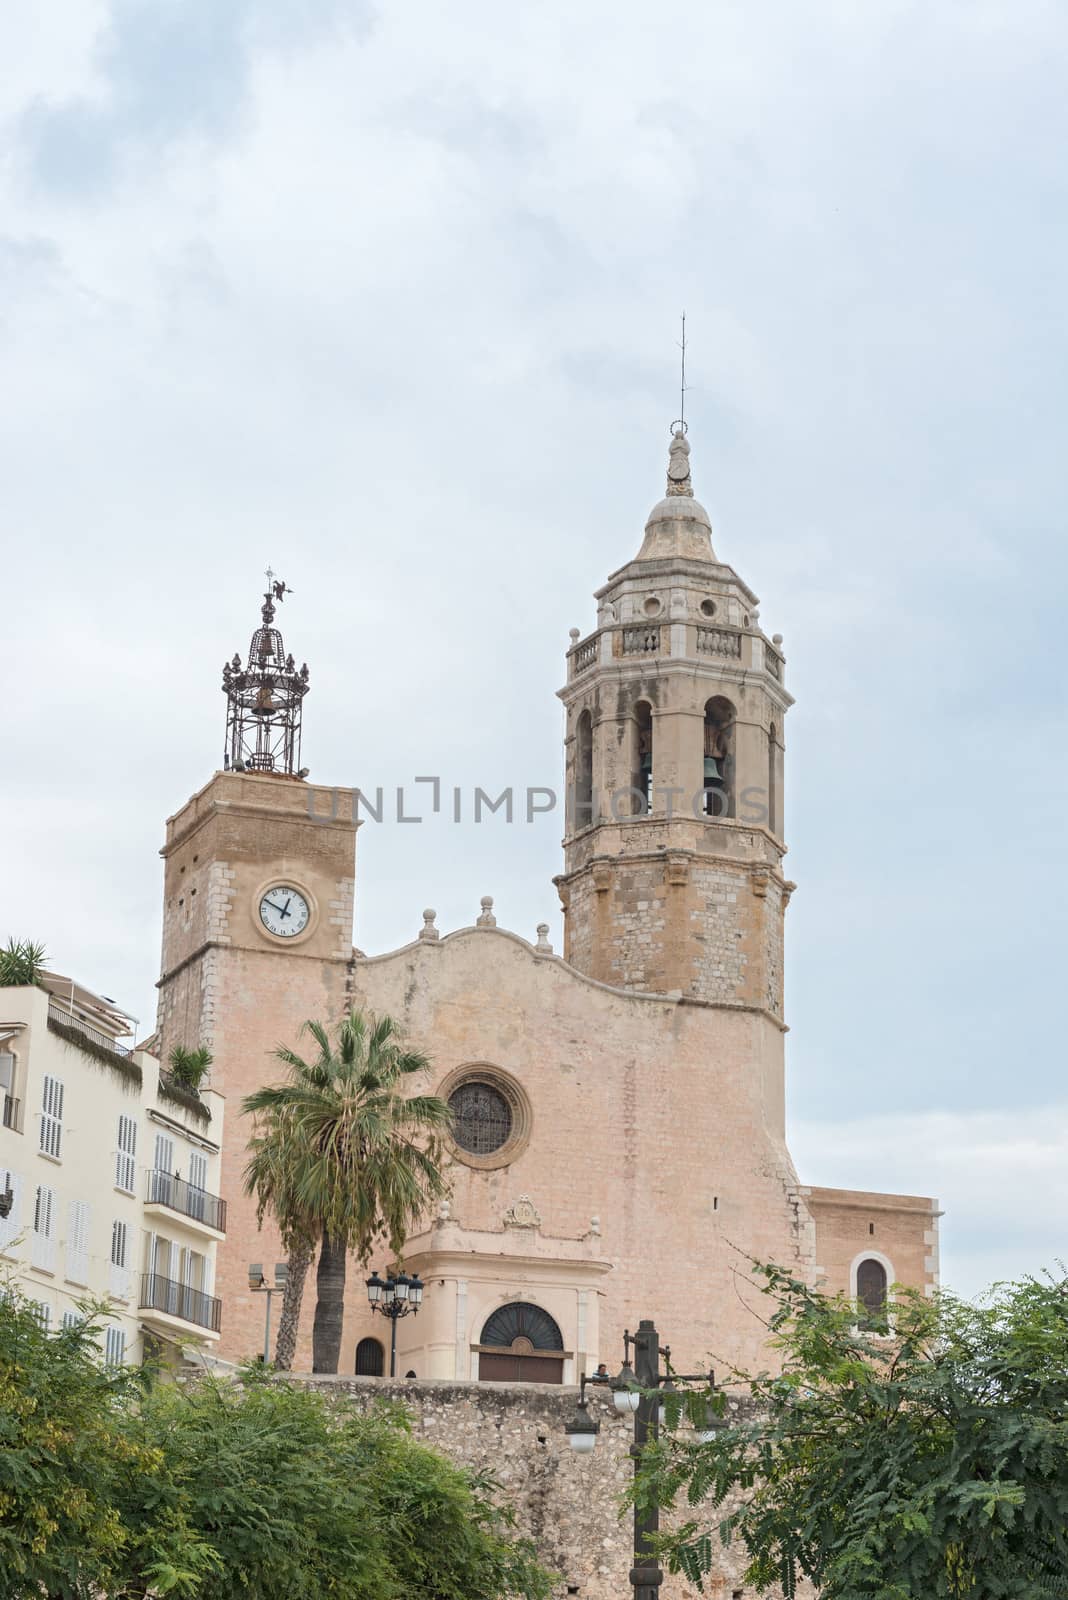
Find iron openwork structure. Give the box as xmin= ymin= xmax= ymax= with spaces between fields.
xmin=222 ymin=573 xmax=309 ymax=776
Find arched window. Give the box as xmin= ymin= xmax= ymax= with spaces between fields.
xmin=355 ymin=1336 xmax=384 ymax=1376
xmin=703 ymin=697 xmax=735 ymax=817
xmin=478 ymin=1302 xmax=565 ymax=1384
xmin=481 ymin=1303 xmax=564 ymax=1350
xmin=634 ymin=700 xmax=653 ymax=815
xmin=767 ymin=722 xmax=777 ymax=835
xmin=856 ymin=1259 xmax=888 ymax=1327
xmin=575 ymin=709 xmax=593 ymax=829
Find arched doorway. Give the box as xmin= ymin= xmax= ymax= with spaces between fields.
xmin=477 ymin=1303 xmax=565 ymax=1383
xmin=355 ymin=1336 xmax=384 ymax=1376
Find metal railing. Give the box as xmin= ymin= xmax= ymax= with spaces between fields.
xmin=146 ymin=1170 xmax=227 ymax=1233
xmin=2 ymin=1095 xmax=20 ymax=1132
xmin=47 ymin=1001 xmax=131 ymax=1058
xmin=139 ymin=1272 xmax=222 ymax=1333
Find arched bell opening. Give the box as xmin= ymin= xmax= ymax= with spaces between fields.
xmin=575 ymin=709 xmax=594 ymax=830
xmin=633 ymin=700 xmax=654 ymax=816
xmin=767 ymin=721 xmax=778 ymax=836
xmin=477 ymin=1302 xmax=565 ymax=1384
xmin=703 ymin=696 xmax=735 ymax=818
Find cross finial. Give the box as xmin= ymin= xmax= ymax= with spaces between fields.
xmin=265 ymin=565 xmax=275 ymax=591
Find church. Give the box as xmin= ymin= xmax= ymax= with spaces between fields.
xmin=155 ymin=424 xmax=940 ymax=1379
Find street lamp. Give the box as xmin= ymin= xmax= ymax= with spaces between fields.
xmin=566 ymin=1318 xmax=716 ymax=1600
xmin=248 ymin=1261 xmax=289 ymax=1363
xmin=564 ymin=1375 xmax=601 ymax=1453
xmin=365 ymin=1267 xmax=424 ymax=1377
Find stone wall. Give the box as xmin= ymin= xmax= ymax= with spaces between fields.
xmin=303 ymin=1374 xmax=760 ymax=1600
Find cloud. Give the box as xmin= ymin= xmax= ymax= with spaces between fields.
xmin=15 ymin=0 xmax=370 ymax=196
xmin=1 ymin=0 xmax=1066 ymax=1310
xmin=793 ymin=1108 xmax=1068 ymax=1299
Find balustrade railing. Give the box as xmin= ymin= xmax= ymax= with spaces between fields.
xmin=140 ymin=1272 xmax=222 ymax=1333
xmin=146 ymin=1169 xmax=227 ymax=1233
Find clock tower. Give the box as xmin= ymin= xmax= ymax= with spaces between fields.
xmin=156 ymin=579 xmax=358 ymax=1361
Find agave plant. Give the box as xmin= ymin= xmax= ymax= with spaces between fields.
xmin=0 ymin=939 xmax=48 ymax=988
xmin=167 ymin=1044 xmax=214 ymax=1091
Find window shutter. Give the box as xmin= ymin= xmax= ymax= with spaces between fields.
xmin=104 ymin=1325 xmax=126 ymax=1367
xmin=109 ymin=1219 xmax=130 ymax=1300
xmin=31 ymin=1185 xmax=57 ymax=1272
xmin=111 ymin=1219 xmax=127 ymax=1267
xmin=116 ymin=1116 xmax=137 ymax=1192
xmin=40 ymin=1076 xmax=64 ymax=1159
xmin=66 ymin=1200 xmax=91 ymax=1285
xmin=61 ymin=1310 xmax=80 ymax=1331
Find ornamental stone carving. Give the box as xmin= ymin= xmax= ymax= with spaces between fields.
xmin=502 ymin=1195 xmax=542 ymax=1230
xmin=666 ymin=428 xmax=692 ymax=496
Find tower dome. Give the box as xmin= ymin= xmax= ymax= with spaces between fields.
xmin=635 ymin=427 xmax=716 ymax=563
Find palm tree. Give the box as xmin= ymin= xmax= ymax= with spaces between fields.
xmin=243 ymin=1009 xmax=452 ymax=1373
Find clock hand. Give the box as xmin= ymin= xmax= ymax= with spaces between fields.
xmin=264 ymin=897 xmax=289 ymax=915
xmin=280 ymin=898 xmax=292 ymax=918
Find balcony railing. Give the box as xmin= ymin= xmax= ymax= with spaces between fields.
xmin=47 ymin=1001 xmax=131 ymax=1057
xmin=140 ymin=1271 xmax=222 ymax=1333
xmin=146 ymin=1170 xmax=227 ymax=1234
xmin=2 ymin=1095 xmax=21 ymax=1132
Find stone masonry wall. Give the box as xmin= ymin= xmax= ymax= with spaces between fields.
xmin=303 ymin=1375 xmax=772 ymax=1600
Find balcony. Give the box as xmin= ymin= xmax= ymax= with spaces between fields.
xmin=140 ymin=1271 xmax=222 ymax=1335
xmin=2 ymin=1094 xmax=20 ymax=1132
xmin=46 ymin=1002 xmax=142 ymax=1088
xmin=144 ymin=1169 xmax=227 ymax=1238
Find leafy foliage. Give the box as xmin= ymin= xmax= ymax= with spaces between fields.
xmin=0 ymin=938 xmax=48 ymax=988
xmin=635 ymin=1264 xmax=1068 ymax=1599
xmin=242 ymin=1009 xmax=452 ymax=1370
xmin=0 ymin=1290 xmax=550 ymax=1599
xmin=0 ymin=1293 xmax=215 ymax=1598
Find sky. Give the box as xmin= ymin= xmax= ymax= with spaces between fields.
xmin=2 ymin=0 xmax=1066 ymax=1300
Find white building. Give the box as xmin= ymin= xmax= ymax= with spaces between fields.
xmin=0 ymin=972 xmax=226 ymax=1365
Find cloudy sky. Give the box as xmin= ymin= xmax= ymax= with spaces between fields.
xmin=3 ymin=1 xmax=1066 ymax=1299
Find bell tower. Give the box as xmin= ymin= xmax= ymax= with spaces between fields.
xmin=156 ymin=576 xmax=359 ymax=1362
xmin=554 ymin=427 xmax=794 ymax=1016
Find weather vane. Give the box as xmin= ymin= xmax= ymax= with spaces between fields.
xmin=672 ymin=312 xmax=687 ymax=436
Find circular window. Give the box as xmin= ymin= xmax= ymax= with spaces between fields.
xmin=700 ymin=598 xmax=717 ymax=618
xmin=449 ymin=1081 xmax=513 ymax=1155
xmin=643 ymin=595 xmax=663 ymax=617
xmin=439 ymin=1065 xmax=532 ymax=1169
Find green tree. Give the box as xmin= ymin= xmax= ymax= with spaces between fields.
xmin=126 ymin=1369 xmax=552 ymax=1600
xmin=0 ymin=1293 xmax=214 ymax=1599
xmin=0 ymin=1290 xmax=550 ymax=1599
xmin=243 ymin=1010 xmax=452 ymax=1372
xmin=0 ymin=938 xmax=47 ymax=987
xmin=637 ymin=1264 xmax=1068 ymax=1599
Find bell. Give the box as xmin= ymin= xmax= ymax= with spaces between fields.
xmin=254 ymin=685 xmax=276 ymax=715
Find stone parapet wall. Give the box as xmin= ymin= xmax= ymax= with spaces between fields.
xmin=300 ymin=1374 xmax=765 ymax=1600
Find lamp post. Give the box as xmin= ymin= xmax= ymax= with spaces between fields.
xmin=365 ymin=1268 xmax=424 ymax=1377
xmin=248 ymin=1262 xmax=289 ymax=1363
xmin=564 ymin=1317 xmax=716 ymax=1600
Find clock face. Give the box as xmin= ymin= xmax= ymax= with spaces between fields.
xmin=258 ymin=885 xmax=311 ymax=939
